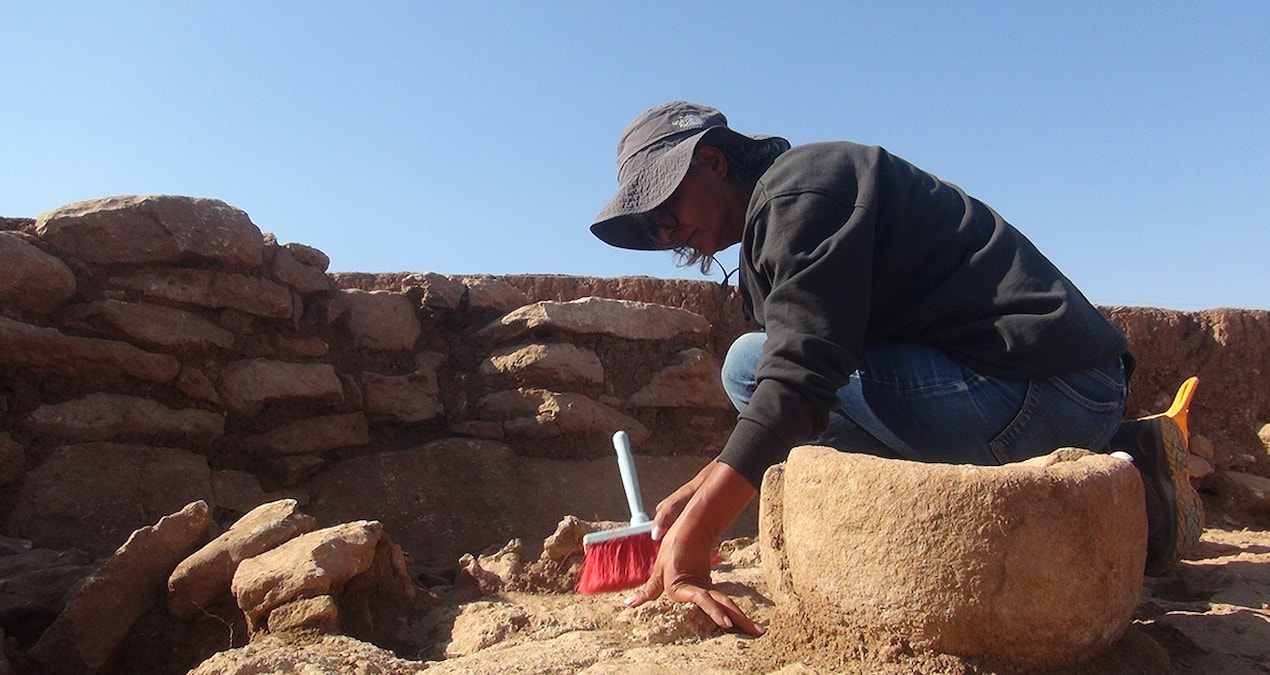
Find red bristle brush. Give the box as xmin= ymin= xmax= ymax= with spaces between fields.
xmin=576 ymin=430 xmax=659 ymax=594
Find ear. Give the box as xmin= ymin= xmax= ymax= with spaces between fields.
xmin=693 ymin=145 xmax=729 ymax=179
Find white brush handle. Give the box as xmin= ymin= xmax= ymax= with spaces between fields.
xmin=612 ymin=430 xmax=649 ymax=526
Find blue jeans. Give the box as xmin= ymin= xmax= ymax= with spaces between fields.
xmin=721 ymin=332 xmax=1127 ymax=465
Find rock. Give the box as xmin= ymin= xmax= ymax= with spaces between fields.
xmin=477 ymin=297 xmax=711 ymax=344
xmin=0 ymin=432 xmax=25 ymax=487
xmin=458 ymin=539 xmax=524 ymax=593
xmin=340 ymin=289 xmax=421 ymax=351
xmin=210 ymin=470 xmax=278 ymax=514
xmin=445 ymin=601 xmax=531 ymax=657
xmin=188 ymin=634 xmax=428 ymax=675
xmin=1191 ymin=432 xmax=1216 ymax=461
xmin=362 ymin=366 xmax=444 ymax=424
xmin=231 ymin=520 xmax=382 ymax=632
xmin=57 ymin=299 xmax=236 ymax=354
xmin=759 ymin=447 xmax=1145 ymax=672
xmin=243 ymin=412 xmax=370 ymax=456
xmin=105 ymin=267 xmax=293 ymax=319
xmin=477 ymin=388 xmax=650 ymax=447
xmin=1215 ymin=470 xmax=1270 ymax=519
xmin=458 ymin=275 xmax=530 ymax=311
xmin=217 ymin=358 xmax=344 ymax=417
xmin=26 ymin=501 xmax=210 ymax=675
xmin=34 ymin=195 xmax=263 ymax=268
xmin=282 ymin=242 xmax=329 ymax=271
xmin=168 ymin=499 xmax=316 ymax=620
xmin=8 ymin=443 xmax=212 ymax=553
xmin=266 ymin=594 xmax=339 ymax=633
xmin=0 ymin=316 xmax=180 ymax=384
xmin=629 ymin=348 xmax=733 ymax=409
xmin=0 ymin=232 xmax=76 ymax=315
xmin=1189 ymin=454 xmax=1215 ymax=480
xmin=481 ymin=342 xmax=605 ymax=387
xmin=26 ymin=392 xmax=224 ymax=446
xmin=403 ymin=272 xmax=467 ymax=311
xmin=268 ymin=244 xmax=332 ymax=295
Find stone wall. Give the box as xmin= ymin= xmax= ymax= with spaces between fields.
xmin=1 ymin=195 xmax=1267 ymax=567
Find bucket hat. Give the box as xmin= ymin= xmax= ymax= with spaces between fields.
xmin=590 ymin=101 xmax=784 ymax=250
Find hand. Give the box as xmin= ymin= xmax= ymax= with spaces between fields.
xmin=624 ymin=461 xmax=763 ymax=636
xmin=650 ymin=460 xmax=717 ymax=541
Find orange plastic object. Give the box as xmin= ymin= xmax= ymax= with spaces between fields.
xmin=1159 ymin=376 xmax=1199 ymax=442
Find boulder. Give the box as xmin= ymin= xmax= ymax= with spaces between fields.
xmin=26 ymin=392 xmax=224 ymax=446
xmin=217 ymin=359 xmax=344 ymax=417
xmin=231 ymin=520 xmax=382 ymax=631
xmin=34 ymin=195 xmax=264 ymax=268
xmin=8 ymin=443 xmax=212 ymax=554
xmin=168 ymin=499 xmax=316 ymax=620
xmin=477 ymin=297 xmax=711 ymax=344
xmin=268 ymin=244 xmax=332 ymax=295
xmin=0 ymin=232 xmax=76 ymax=315
xmin=457 ymin=275 xmax=529 ymax=311
xmin=362 ymin=358 xmax=444 ymax=425
xmin=26 ymin=501 xmax=210 ymax=675
xmin=477 ymin=388 xmax=650 ymax=448
xmin=759 ymin=447 xmax=1145 ymax=672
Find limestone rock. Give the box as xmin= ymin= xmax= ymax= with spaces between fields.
xmin=477 ymin=388 xmax=650 ymax=446
xmin=231 ymin=520 xmax=383 ymax=631
xmin=480 ymin=342 xmax=604 ymax=387
xmin=26 ymin=392 xmax=224 ymax=446
xmin=105 ymin=267 xmax=293 ymax=319
xmin=218 ymin=358 xmax=344 ymax=417
xmin=477 ymin=297 xmax=710 ymax=344
xmin=340 ymin=289 xmax=421 ymax=351
xmin=57 ymin=299 xmax=236 ymax=354
xmin=188 ymin=634 xmax=428 ymax=675
xmin=168 ymin=499 xmax=317 ymax=620
xmin=0 ymin=316 xmax=180 ymax=384
xmin=34 ymin=195 xmax=264 ymax=268
xmin=26 ymin=501 xmax=210 ymax=675
xmin=629 ymin=348 xmax=732 ymax=409
xmin=282 ymin=242 xmax=330 ymax=271
xmin=403 ymin=272 xmax=467 ymax=311
xmin=8 ymin=443 xmax=212 ymax=553
xmin=244 ymin=412 xmax=370 ymax=456
xmin=266 ymin=594 xmax=339 ymax=633
xmin=759 ymin=446 xmax=1145 ymax=672
xmin=0 ymin=232 xmax=76 ymax=315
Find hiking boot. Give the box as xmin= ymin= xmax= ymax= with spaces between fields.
xmin=1109 ymin=415 xmax=1204 ymax=576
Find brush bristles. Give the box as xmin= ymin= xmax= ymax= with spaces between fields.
xmin=575 ymin=531 xmax=659 ymax=595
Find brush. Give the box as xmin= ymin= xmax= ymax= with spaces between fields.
xmin=576 ymin=430 xmax=660 ymax=594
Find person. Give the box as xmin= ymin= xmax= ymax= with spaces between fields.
xmin=588 ymin=101 xmax=1200 ymax=636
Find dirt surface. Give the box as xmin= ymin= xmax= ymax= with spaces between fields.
xmin=193 ymin=525 xmax=1270 ymax=674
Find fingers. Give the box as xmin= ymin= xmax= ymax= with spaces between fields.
xmin=623 ymin=573 xmax=663 ymax=608
xmin=667 ymin=579 xmax=765 ymax=637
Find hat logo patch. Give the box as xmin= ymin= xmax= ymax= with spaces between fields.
xmin=671 ymin=114 xmax=705 ymax=129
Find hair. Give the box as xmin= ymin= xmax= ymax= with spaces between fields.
xmin=672 ymin=131 xmax=790 ymax=274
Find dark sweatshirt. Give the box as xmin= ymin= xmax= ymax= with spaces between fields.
xmin=718 ymin=142 xmax=1128 ymax=486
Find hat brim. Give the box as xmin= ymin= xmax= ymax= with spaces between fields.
xmin=590 ymin=126 xmax=757 ymax=251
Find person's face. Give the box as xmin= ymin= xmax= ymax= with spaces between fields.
xmin=643 ymin=146 xmax=747 ymax=256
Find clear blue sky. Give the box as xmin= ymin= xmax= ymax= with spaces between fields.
xmin=4 ymin=2 xmax=1267 ymax=310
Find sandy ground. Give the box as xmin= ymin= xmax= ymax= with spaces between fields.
xmin=194 ymin=524 xmax=1270 ymax=674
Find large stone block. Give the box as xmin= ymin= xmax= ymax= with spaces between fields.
xmin=105 ymin=267 xmax=293 ymax=319
xmin=8 ymin=443 xmax=212 ymax=554
xmin=0 ymin=316 xmax=180 ymax=384
xmin=218 ymin=359 xmax=344 ymax=417
xmin=34 ymin=195 xmax=264 ymax=268
xmin=0 ymin=232 xmax=76 ymax=315
xmin=480 ymin=342 xmax=604 ymax=387
xmin=243 ymin=412 xmax=370 ymax=456
xmin=26 ymin=392 xmax=224 ymax=446
xmin=759 ymin=446 xmax=1145 ymax=672
xmin=629 ymin=348 xmax=732 ymax=409
xmin=57 ymin=299 xmax=236 ymax=354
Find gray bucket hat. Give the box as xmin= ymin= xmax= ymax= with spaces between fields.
xmin=590 ymin=101 xmax=783 ymax=251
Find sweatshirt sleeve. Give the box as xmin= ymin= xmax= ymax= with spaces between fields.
xmin=717 ymin=189 xmax=877 ymax=486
